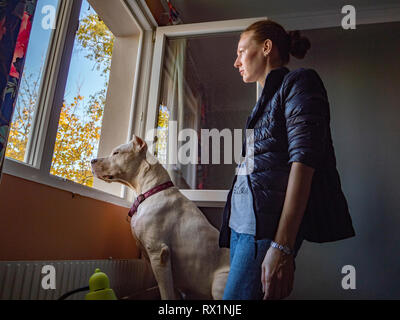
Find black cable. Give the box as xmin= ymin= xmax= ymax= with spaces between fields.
xmin=57 ymin=286 xmax=90 ymax=300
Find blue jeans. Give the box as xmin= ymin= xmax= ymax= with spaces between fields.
xmin=222 ymin=228 xmax=304 ymax=300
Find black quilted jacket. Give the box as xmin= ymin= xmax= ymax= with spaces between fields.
xmin=219 ymin=66 xmax=355 ymax=247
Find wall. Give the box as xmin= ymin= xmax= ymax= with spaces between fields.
xmin=0 ymin=173 xmax=139 ymax=261
xmin=283 ymin=21 xmax=400 ymax=299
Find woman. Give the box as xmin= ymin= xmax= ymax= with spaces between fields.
xmin=219 ymin=20 xmax=355 ymax=300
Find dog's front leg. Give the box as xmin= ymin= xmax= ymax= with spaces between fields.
xmin=147 ymin=243 xmax=177 ymax=300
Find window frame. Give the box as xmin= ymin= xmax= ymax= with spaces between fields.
xmin=145 ymin=17 xmax=266 ymax=207
xmin=2 ymin=0 xmax=154 ymax=209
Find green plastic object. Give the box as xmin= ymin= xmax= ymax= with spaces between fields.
xmin=85 ymin=268 xmax=117 ymax=300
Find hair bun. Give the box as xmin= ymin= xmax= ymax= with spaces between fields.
xmin=287 ymin=30 xmax=311 ymax=59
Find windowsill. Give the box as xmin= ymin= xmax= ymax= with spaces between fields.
xmin=3 ymin=157 xmax=228 ymax=208
xmin=3 ymin=157 xmax=132 ymax=208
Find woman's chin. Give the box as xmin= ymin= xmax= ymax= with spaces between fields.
xmin=242 ymin=77 xmax=252 ymax=83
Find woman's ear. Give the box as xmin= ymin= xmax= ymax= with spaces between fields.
xmin=263 ymin=39 xmax=272 ymax=57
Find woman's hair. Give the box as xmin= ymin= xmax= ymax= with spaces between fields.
xmin=243 ymin=19 xmax=311 ymax=65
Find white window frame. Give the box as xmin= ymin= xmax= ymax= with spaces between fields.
xmin=145 ymin=17 xmax=266 ymax=207
xmin=2 ymin=0 xmax=155 ymax=209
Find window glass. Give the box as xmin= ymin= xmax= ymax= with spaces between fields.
xmin=49 ymin=0 xmax=115 ymax=189
xmin=6 ymin=0 xmax=60 ymax=163
xmin=155 ymin=33 xmax=256 ymax=190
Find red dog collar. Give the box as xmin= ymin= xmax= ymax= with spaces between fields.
xmin=127 ymin=181 xmax=174 ymax=220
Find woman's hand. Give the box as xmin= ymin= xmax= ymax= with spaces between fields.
xmin=261 ymin=247 xmax=295 ymax=300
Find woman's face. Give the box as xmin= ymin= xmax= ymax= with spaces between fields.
xmin=234 ymin=31 xmax=267 ymax=84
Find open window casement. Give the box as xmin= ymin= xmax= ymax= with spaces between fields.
xmin=144 ymin=18 xmax=265 ymax=207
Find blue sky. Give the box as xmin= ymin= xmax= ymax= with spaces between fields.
xmin=22 ymin=0 xmax=107 ymax=110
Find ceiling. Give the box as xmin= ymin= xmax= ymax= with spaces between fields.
xmin=147 ymin=0 xmax=400 ymax=26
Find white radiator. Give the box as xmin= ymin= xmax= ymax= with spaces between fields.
xmin=0 ymin=259 xmax=157 ymax=300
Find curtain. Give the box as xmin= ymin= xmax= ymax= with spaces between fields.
xmin=0 ymin=0 xmax=38 ymax=182
xmin=159 ymin=39 xmax=189 ymax=187
xmin=159 ymin=39 xmax=202 ymax=189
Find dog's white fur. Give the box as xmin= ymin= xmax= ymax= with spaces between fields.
xmin=91 ymin=135 xmax=230 ymax=299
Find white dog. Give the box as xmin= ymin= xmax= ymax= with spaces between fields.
xmin=91 ymin=135 xmax=230 ymax=299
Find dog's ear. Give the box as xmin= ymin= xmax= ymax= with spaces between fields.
xmin=132 ymin=135 xmax=147 ymax=152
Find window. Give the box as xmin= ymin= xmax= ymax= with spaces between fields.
xmin=49 ymin=0 xmax=114 ymax=190
xmin=5 ymin=0 xmax=61 ymax=163
xmin=155 ymin=104 xmax=170 ymax=166
xmin=152 ymin=33 xmax=256 ymax=190
xmin=3 ymin=0 xmax=148 ymax=207
xmin=2 ymin=0 xmax=262 ymax=206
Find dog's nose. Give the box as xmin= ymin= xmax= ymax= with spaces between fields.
xmin=91 ymin=159 xmax=98 ymax=164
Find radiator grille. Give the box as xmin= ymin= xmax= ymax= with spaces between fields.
xmin=0 ymin=259 xmax=156 ymax=300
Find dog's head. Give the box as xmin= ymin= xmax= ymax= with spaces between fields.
xmin=91 ymin=135 xmax=148 ymax=186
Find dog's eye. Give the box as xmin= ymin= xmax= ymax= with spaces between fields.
xmin=113 ymin=151 xmax=119 ymax=156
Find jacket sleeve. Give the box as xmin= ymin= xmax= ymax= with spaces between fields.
xmin=283 ymin=68 xmax=329 ymax=170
